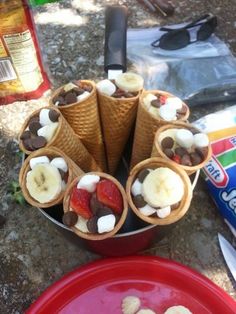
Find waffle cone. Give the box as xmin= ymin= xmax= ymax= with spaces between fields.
xmin=18 ymin=106 xmax=100 ymax=172
xmin=130 ymin=90 xmax=190 ymax=169
xmin=126 ymin=157 xmax=192 ymax=225
xmin=151 ymin=122 xmax=212 ymax=175
xmin=98 ymin=91 xmax=140 ymax=174
xmin=19 ymin=147 xmax=84 ymax=208
xmin=49 ymin=81 xmax=107 ymax=171
xmin=63 ymin=172 xmax=128 ymax=241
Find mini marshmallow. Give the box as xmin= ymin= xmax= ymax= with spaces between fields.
xmin=149 ymin=106 xmax=159 ymax=117
xmin=97 ymin=214 xmax=116 ymax=234
xmin=143 ymin=93 xmax=157 ymax=109
xmin=165 ymin=97 xmax=183 ymax=110
xmin=139 ymin=204 xmax=156 ymax=216
xmin=159 ymin=104 xmax=177 ymax=121
xmin=77 ymin=174 xmax=100 ymax=193
xmin=74 ymin=215 xmax=89 ymax=233
xmin=51 ymin=157 xmax=68 ymax=173
xmin=96 ymin=79 xmax=116 ymax=96
xmin=136 ymin=310 xmax=156 ymax=314
xmin=131 ymin=179 xmax=142 ymax=196
xmin=64 ymin=82 xmax=78 ymax=92
xmin=175 ymin=129 xmax=194 ymax=149
xmin=77 ymin=91 xmax=90 ymax=102
xmin=122 ymin=296 xmax=141 ymax=314
xmin=29 ymin=156 xmax=50 ymax=169
xmin=156 ymin=206 xmax=171 ymax=218
xmin=61 ymin=180 xmax=67 ymax=191
xmin=39 ymin=108 xmax=52 ymax=126
xmin=37 ymin=122 xmax=59 ymax=142
xmin=193 ymin=133 xmax=209 ymax=148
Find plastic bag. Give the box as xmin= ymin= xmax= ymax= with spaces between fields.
xmin=0 ymin=0 xmax=50 ymax=105
xmin=193 ymin=106 xmax=236 ymax=229
xmin=127 ymin=25 xmax=236 ymax=106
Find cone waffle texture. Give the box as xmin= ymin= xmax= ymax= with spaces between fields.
xmin=151 ymin=122 xmax=212 ymax=175
xmin=126 ymin=157 xmax=192 ymax=225
xmin=63 ymin=172 xmax=128 ymax=241
xmin=98 ymin=91 xmax=140 ymax=174
xmin=130 ymin=90 xmax=190 ymax=169
xmin=50 ymin=81 xmax=107 ymax=171
xmin=18 ymin=106 xmax=100 ymax=173
xmin=19 ymin=147 xmax=84 ymax=208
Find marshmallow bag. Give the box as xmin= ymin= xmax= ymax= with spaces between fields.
xmin=50 ymin=81 xmax=107 ymax=172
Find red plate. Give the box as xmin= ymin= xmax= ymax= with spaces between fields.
xmin=27 ymin=256 xmax=236 ymax=314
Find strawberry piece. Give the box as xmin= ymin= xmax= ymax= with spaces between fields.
xmin=69 ymin=187 xmax=92 ymax=219
xmin=96 ymin=179 xmax=123 ymax=214
xmin=172 ymin=154 xmax=181 ymax=164
xmin=159 ymin=95 xmax=167 ymax=105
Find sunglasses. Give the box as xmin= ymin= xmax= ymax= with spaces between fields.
xmin=151 ymin=14 xmax=218 ymax=50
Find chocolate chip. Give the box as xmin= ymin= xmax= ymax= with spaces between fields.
xmin=195 ymin=147 xmax=208 ymax=159
xmin=53 ymin=95 xmax=66 ymax=105
xmin=29 ymin=121 xmax=41 ymax=135
xmin=190 ymin=152 xmax=203 ymax=166
xmin=31 ymin=136 xmax=47 ymax=149
xmin=83 ymin=84 xmax=92 ymax=92
xmin=113 ymin=89 xmax=125 ymax=98
xmin=163 ymin=148 xmax=174 ymax=158
xmin=65 ymin=91 xmax=77 ymax=104
xmin=177 ymin=104 xmax=187 ymax=115
xmin=87 ymin=216 xmax=98 ymax=233
xmin=73 ymin=87 xmax=84 ymax=96
xmin=133 ymin=195 xmax=146 ymax=208
xmin=23 ymin=138 xmax=34 ymax=151
xmin=151 ymin=99 xmax=161 ymax=108
xmin=20 ymin=130 xmax=31 ymax=140
xmin=62 ymin=211 xmax=78 ymax=227
xmin=180 ymin=154 xmax=192 ymax=166
xmin=138 ymin=169 xmax=150 ymax=183
xmin=90 ymin=193 xmax=102 ymax=215
xmin=189 ymin=128 xmax=200 ymax=135
xmin=175 ymin=147 xmax=188 ymax=157
xmin=29 ymin=116 xmax=39 ymax=124
xmin=171 ymin=202 xmax=180 ymax=210
xmin=124 ymin=92 xmax=134 ymax=98
xmin=49 ymin=109 xmax=60 ymax=122
xmin=0 ymin=214 xmax=6 ymax=228
xmin=161 ymin=137 xmax=174 ymax=149
xmin=97 ymin=207 xmax=113 ymax=217
xmin=59 ymin=169 xmax=67 ymax=180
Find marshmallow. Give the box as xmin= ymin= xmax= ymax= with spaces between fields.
xmin=51 ymin=157 xmax=68 ymax=173
xmin=193 ymin=133 xmax=209 ymax=148
xmin=39 ymin=109 xmax=52 ymax=126
xmin=77 ymin=174 xmax=100 ymax=193
xmin=165 ymin=97 xmax=183 ymax=110
xmin=159 ymin=104 xmax=177 ymax=121
xmin=149 ymin=106 xmax=159 ymax=117
xmin=122 ymin=296 xmax=141 ymax=314
xmin=74 ymin=215 xmax=89 ymax=233
xmin=131 ymin=179 xmax=142 ymax=196
xmin=97 ymin=214 xmax=116 ymax=233
xmin=64 ymin=82 xmax=78 ymax=92
xmin=143 ymin=93 xmax=157 ymax=109
xmin=175 ymin=129 xmax=194 ymax=149
xmin=156 ymin=206 xmax=171 ymax=218
xmin=139 ymin=204 xmax=156 ymax=216
xmin=29 ymin=156 xmax=50 ymax=169
xmin=77 ymin=91 xmax=90 ymax=102
xmin=37 ymin=122 xmax=58 ymax=142
xmin=96 ymin=79 xmax=116 ymax=96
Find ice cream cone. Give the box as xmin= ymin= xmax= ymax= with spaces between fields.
xmin=126 ymin=157 xmax=192 ymax=225
xmin=18 ymin=106 xmax=100 ymax=172
xmin=98 ymin=91 xmax=141 ymax=175
xmin=19 ymin=147 xmax=84 ymax=208
xmin=151 ymin=122 xmax=212 ymax=175
xmin=63 ymin=172 xmax=128 ymax=240
xmin=50 ymin=80 xmax=107 ymax=171
xmin=130 ymin=90 xmax=190 ymax=169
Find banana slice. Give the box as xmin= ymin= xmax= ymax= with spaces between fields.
xmin=26 ymin=164 xmax=62 ymax=203
xmin=37 ymin=122 xmax=59 ymax=142
xmin=96 ymin=79 xmax=116 ymax=96
xmin=29 ymin=156 xmax=50 ymax=169
xmin=164 ymin=305 xmax=192 ymax=314
xmin=142 ymin=167 xmax=184 ymax=208
xmin=149 ymin=106 xmax=159 ymax=117
xmin=122 ymin=296 xmax=141 ymax=314
xmin=115 ymin=72 xmax=144 ymax=93
xmin=143 ymin=93 xmax=157 ymax=109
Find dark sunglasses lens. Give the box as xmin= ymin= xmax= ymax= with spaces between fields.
xmin=197 ymin=17 xmax=217 ymax=40
xmin=159 ymin=29 xmax=190 ymax=50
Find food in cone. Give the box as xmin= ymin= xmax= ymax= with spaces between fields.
xmin=50 ymin=80 xmax=107 ymax=171
xmin=152 ymin=122 xmax=212 ymax=175
xmin=126 ymin=157 xmax=192 ymax=225
xmin=97 ymin=72 xmax=144 ymax=174
xmin=18 ymin=106 xmax=100 ymax=172
xmin=130 ymin=91 xmax=190 ymax=169
xmin=19 ymin=147 xmax=84 ymax=208
xmin=63 ymin=172 xmax=128 ymax=240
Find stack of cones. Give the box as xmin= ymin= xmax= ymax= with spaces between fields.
xmin=50 ymin=81 xmax=107 ymax=171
